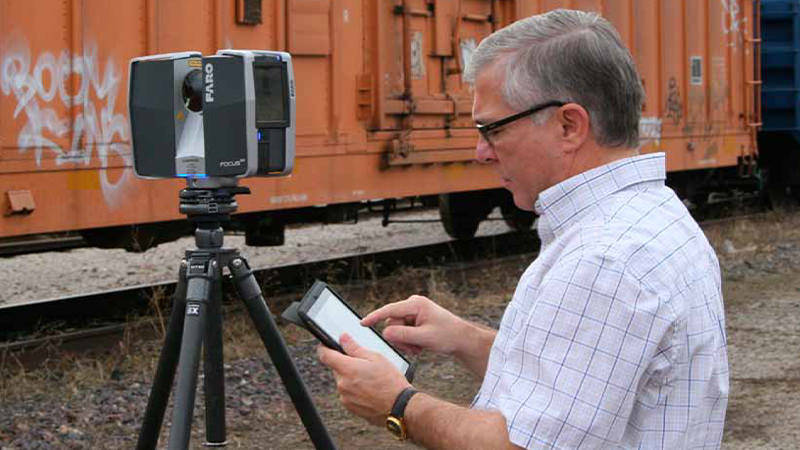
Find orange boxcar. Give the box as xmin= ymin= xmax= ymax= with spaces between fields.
xmin=0 ymin=0 xmax=759 ymax=246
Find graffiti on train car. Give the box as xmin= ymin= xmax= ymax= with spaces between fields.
xmin=639 ymin=117 xmax=662 ymax=151
xmin=666 ymin=77 xmax=683 ymax=126
xmin=721 ymin=0 xmax=744 ymax=49
xmin=711 ymin=56 xmax=728 ymax=112
xmin=1 ymin=39 xmax=132 ymax=207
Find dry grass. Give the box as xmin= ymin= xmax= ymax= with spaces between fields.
xmin=702 ymin=210 xmax=800 ymax=254
xmin=0 ymin=290 xmax=169 ymax=404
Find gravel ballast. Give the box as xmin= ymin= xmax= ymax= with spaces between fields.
xmin=1 ymin=209 xmax=514 ymax=307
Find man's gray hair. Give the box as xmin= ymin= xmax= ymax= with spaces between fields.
xmin=464 ymin=9 xmax=644 ymax=148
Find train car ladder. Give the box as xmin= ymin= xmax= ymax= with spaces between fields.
xmin=744 ymin=0 xmax=763 ymax=175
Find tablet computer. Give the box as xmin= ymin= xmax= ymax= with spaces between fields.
xmin=283 ymin=280 xmax=415 ymax=381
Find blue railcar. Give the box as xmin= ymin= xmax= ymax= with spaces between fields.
xmin=760 ymin=0 xmax=800 ymax=203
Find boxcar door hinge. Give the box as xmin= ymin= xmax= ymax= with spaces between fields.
xmin=356 ymin=73 xmax=373 ymax=121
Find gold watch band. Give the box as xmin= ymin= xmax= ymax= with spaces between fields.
xmin=386 ymin=415 xmax=408 ymax=440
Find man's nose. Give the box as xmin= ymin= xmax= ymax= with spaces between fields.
xmin=475 ymin=138 xmax=497 ymax=164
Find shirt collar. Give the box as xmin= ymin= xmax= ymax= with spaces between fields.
xmin=534 ymin=152 xmax=667 ymax=241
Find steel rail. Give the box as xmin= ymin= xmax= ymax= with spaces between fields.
xmin=0 ymin=231 xmax=541 ymax=348
xmin=0 ymin=209 xmax=772 ymax=360
xmin=0 ymin=234 xmax=86 ymax=257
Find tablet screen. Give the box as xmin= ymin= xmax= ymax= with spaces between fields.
xmin=307 ymin=288 xmax=409 ymax=374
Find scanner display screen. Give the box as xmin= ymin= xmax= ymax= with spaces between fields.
xmin=254 ymin=64 xmax=286 ymax=124
xmin=307 ymin=288 xmax=409 ymax=374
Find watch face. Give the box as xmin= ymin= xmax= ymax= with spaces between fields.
xmin=386 ymin=416 xmax=406 ymax=440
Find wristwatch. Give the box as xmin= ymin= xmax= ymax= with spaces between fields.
xmin=386 ymin=387 xmax=418 ymax=440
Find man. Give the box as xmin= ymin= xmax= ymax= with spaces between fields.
xmin=318 ymin=9 xmax=729 ymax=449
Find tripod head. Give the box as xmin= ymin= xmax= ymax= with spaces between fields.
xmin=179 ymin=177 xmax=251 ymax=249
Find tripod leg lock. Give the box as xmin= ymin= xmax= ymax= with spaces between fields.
xmin=229 ymin=258 xmax=262 ymax=303
xmin=184 ymin=256 xmax=218 ymax=306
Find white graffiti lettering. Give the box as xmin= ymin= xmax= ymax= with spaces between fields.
xmin=720 ymin=0 xmax=744 ymax=49
xmin=1 ymin=39 xmax=132 ymax=207
xmin=639 ymin=117 xmax=662 ymax=149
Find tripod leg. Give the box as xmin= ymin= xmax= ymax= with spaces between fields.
xmin=167 ymin=256 xmax=216 ymax=449
xmin=203 ymin=269 xmax=227 ymax=446
xmin=229 ymin=257 xmax=338 ymax=450
xmin=137 ymin=261 xmax=189 ymax=450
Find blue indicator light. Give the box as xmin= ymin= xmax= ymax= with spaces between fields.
xmin=178 ymin=173 xmax=207 ymax=178
xmin=257 ymin=130 xmax=262 ymax=141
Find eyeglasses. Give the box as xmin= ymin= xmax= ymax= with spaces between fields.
xmin=476 ymin=100 xmax=566 ymax=146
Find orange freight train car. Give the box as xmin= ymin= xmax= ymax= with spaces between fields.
xmin=0 ymin=0 xmax=759 ymax=249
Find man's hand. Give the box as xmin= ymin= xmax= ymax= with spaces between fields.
xmin=362 ymin=295 xmax=498 ymax=378
xmin=317 ymin=333 xmax=411 ymax=427
xmin=360 ymin=295 xmax=467 ymax=356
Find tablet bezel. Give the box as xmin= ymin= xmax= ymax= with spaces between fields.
xmin=297 ymin=280 xmax=415 ymax=381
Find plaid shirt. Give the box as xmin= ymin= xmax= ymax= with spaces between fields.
xmin=472 ymin=153 xmax=729 ymax=449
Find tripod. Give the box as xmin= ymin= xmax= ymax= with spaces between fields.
xmin=136 ymin=180 xmax=336 ymax=449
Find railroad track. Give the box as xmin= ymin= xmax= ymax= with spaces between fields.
xmin=0 ymin=231 xmax=541 ymax=361
xmin=0 ymin=234 xmax=86 ymax=257
xmin=0 ymin=206 xmax=773 ymax=366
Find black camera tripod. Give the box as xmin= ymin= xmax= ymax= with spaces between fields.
xmin=136 ymin=179 xmax=336 ymax=449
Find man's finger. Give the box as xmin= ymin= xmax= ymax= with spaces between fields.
xmin=383 ymin=324 xmax=428 ymax=348
xmin=385 ymin=317 xmax=406 ymax=328
xmin=361 ymin=297 xmax=423 ymax=326
xmin=384 ymin=315 xmax=416 ymax=327
xmin=317 ymin=344 xmax=353 ymax=373
xmin=378 ymin=323 xmax=420 ymax=353
xmin=393 ymin=342 xmax=423 ymax=355
xmin=339 ymin=333 xmax=375 ymax=360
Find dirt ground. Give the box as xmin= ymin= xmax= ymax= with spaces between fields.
xmin=2 ymin=212 xmax=800 ymax=449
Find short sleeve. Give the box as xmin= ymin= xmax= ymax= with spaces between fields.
xmin=494 ymin=251 xmax=675 ymax=448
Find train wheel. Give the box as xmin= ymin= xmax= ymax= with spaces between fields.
xmin=759 ymin=133 xmax=800 ymax=211
xmin=500 ymin=202 xmax=536 ymax=231
xmin=80 ymin=227 xmax=132 ymax=249
xmin=763 ymin=164 xmax=800 ymax=212
xmin=244 ymin=217 xmax=285 ymax=246
xmin=768 ymin=184 xmax=800 ymax=211
xmin=80 ymin=222 xmax=190 ymax=252
xmin=438 ymin=191 xmax=494 ymax=240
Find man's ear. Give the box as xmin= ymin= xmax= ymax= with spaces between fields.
xmin=556 ymin=104 xmax=590 ymax=152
